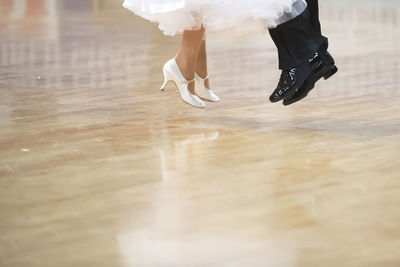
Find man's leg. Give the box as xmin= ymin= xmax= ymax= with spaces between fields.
xmin=268 ymin=0 xmax=337 ymax=104
xmin=282 ymin=0 xmax=338 ymax=106
xmin=268 ymin=0 xmax=327 ymax=102
xmin=306 ymin=0 xmax=321 ymax=34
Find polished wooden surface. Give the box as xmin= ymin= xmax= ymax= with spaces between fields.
xmin=1 ymin=0 xmax=400 ymax=266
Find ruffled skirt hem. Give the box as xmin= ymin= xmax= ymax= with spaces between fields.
xmin=123 ymin=0 xmax=302 ymax=36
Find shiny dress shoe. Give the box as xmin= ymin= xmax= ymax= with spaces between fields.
xmin=269 ymin=59 xmax=312 ymax=103
xmin=194 ymin=73 xmax=220 ymax=102
xmin=283 ymin=49 xmax=338 ymax=106
xmin=160 ymin=59 xmax=206 ymax=108
xmin=314 ymin=50 xmax=338 ymax=81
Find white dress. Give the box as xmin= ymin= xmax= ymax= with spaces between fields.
xmin=123 ymin=0 xmax=304 ymax=36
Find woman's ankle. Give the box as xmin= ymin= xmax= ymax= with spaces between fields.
xmin=175 ymin=55 xmax=195 ymax=81
xmin=195 ymin=62 xmax=208 ymax=78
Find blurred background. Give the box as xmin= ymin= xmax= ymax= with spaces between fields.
xmin=1 ymin=1 xmax=400 ymax=267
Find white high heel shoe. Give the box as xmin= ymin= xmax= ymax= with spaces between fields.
xmin=160 ymin=59 xmax=206 ymax=108
xmin=195 ymin=73 xmax=220 ymax=102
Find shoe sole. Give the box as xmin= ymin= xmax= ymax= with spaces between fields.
xmin=283 ymin=64 xmax=338 ymax=106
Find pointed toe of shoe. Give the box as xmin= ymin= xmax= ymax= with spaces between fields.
xmin=196 ymin=89 xmax=220 ymax=102
xmin=194 ymin=74 xmax=220 ymax=102
xmin=269 ymin=92 xmax=282 ymax=103
xmin=191 ymin=95 xmax=206 ymax=108
xmin=183 ymin=94 xmax=206 ymax=108
xmin=207 ymin=91 xmax=220 ymax=102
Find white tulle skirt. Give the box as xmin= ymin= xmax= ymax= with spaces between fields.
xmin=123 ymin=0 xmax=302 ymax=36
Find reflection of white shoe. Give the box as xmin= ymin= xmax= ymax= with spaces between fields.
xmin=195 ymin=73 xmax=220 ymax=102
xmin=160 ymin=59 xmax=205 ymax=108
xmin=206 ymin=131 xmax=219 ymax=141
xmin=175 ymin=131 xmax=220 ymax=146
xmin=175 ymin=133 xmax=205 ymax=146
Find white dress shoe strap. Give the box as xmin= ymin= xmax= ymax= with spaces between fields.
xmin=184 ymin=78 xmax=195 ymax=85
xmin=196 ymin=73 xmax=209 ymax=81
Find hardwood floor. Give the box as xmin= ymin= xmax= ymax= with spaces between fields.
xmin=1 ymin=0 xmax=400 ymax=266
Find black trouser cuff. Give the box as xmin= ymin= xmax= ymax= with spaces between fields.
xmin=269 ymin=9 xmax=327 ymax=70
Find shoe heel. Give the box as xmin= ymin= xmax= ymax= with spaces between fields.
xmin=323 ymin=65 xmax=338 ymax=80
xmin=160 ymin=69 xmax=168 ymax=91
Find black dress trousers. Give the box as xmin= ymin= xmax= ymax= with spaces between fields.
xmin=306 ymin=0 xmax=321 ymax=34
xmin=269 ymin=1 xmax=327 ymax=70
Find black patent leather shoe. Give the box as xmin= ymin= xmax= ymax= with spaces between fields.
xmin=269 ymin=59 xmax=312 ymax=103
xmin=312 ymin=50 xmax=337 ymax=81
xmin=283 ymin=50 xmax=338 ymax=106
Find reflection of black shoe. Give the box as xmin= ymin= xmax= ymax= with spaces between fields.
xmin=269 ymin=59 xmax=312 ymax=103
xmin=283 ymin=50 xmax=338 ymax=106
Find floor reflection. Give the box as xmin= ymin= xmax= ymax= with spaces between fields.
xmin=1 ymin=0 xmax=400 ymax=266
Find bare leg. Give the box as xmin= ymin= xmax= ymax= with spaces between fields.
xmin=175 ymin=26 xmax=205 ymax=94
xmin=195 ymin=40 xmax=211 ymax=89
